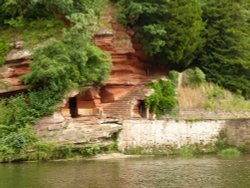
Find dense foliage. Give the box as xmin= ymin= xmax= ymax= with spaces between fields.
xmin=22 ymin=13 xmax=111 ymax=93
xmin=0 ymin=96 xmax=37 ymax=161
xmin=197 ymin=0 xmax=250 ymax=99
xmin=145 ymin=72 xmax=178 ymax=117
xmin=115 ymin=0 xmax=204 ymax=70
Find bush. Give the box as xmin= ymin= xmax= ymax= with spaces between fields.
xmin=207 ymin=85 xmax=225 ymax=100
xmin=4 ymin=16 xmax=24 ymax=28
xmin=105 ymin=142 xmax=118 ymax=153
xmin=0 ymin=125 xmax=36 ymax=162
xmin=0 ymin=95 xmax=37 ymax=162
xmin=85 ymin=145 xmax=101 ymax=156
xmin=146 ymin=79 xmax=177 ymax=117
xmin=0 ymin=96 xmax=37 ymax=126
xmin=23 ymin=142 xmax=121 ymax=161
xmin=184 ymin=68 xmax=206 ymax=88
xmin=219 ymin=148 xmax=241 ymax=158
xmin=22 ymin=13 xmax=111 ymax=93
xmin=215 ymin=139 xmax=228 ymax=151
xmin=179 ymin=147 xmax=196 ymax=157
xmin=168 ymin=71 xmax=179 ymax=88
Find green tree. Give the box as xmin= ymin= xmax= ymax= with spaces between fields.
xmin=0 ymin=0 xmax=104 ymax=24
xmin=198 ymin=0 xmax=250 ymax=99
xmin=116 ymin=0 xmax=204 ymax=70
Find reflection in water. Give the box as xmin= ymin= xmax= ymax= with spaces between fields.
xmin=0 ymin=156 xmax=250 ymax=188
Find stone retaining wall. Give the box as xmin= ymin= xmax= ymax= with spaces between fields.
xmin=226 ymin=119 xmax=250 ymax=146
xmin=118 ymin=119 xmax=250 ymax=150
xmin=35 ymin=113 xmax=250 ymax=150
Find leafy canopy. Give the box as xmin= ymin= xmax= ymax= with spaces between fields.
xmin=0 ymin=0 xmax=104 ymax=24
xmin=115 ymin=0 xmax=204 ymax=70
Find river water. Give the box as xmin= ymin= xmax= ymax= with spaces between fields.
xmin=0 ymin=155 xmax=250 ymax=188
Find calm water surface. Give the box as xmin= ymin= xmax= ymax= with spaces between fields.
xmin=0 ymin=156 xmax=250 ymax=188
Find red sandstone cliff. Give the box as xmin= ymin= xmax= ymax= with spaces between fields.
xmin=0 ymin=7 xmax=159 ymax=119
xmin=80 ymin=7 xmax=156 ymax=119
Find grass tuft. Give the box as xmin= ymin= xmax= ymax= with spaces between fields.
xmin=219 ymin=148 xmax=241 ymax=158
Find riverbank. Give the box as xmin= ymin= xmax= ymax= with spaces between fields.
xmin=1 ymin=141 xmax=249 ymax=163
xmin=1 ymin=118 xmax=250 ymax=163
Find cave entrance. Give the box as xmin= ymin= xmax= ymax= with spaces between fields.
xmin=138 ymin=100 xmax=146 ymax=118
xmin=61 ymin=88 xmax=102 ymax=118
xmin=69 ymin=97 xmax=78 ymax=118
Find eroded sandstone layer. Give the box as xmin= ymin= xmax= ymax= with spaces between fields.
xmin=0 ymin=42 xmax=31 ymax=95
